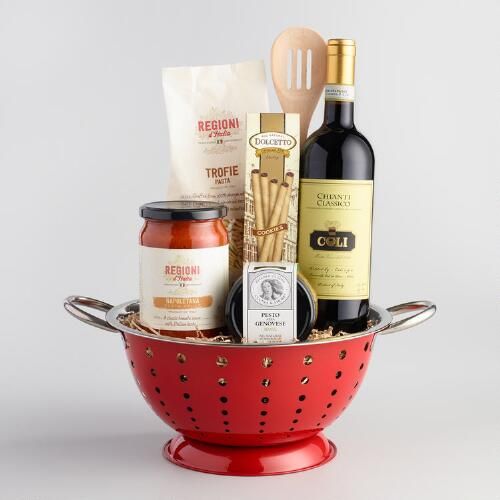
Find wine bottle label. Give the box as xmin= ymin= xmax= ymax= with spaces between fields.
xmin=139 ymin=245 xmax=229 ymax=330
xmin=325 ymin=84 xmax=355 ymax=102
xmin=298 ymin=179 xmax=373 ymax=300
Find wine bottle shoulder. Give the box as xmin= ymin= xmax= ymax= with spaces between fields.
xmin=301 ymin=125 xmax=374 ymax=181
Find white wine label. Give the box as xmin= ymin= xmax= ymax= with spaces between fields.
xmin=140 ymin=245 xmax=228 ymax=331
xmin=325 ymin=84 xmax=355 ymax=102
xmin=298 ymin=179 xmax=373 ymax=300
xmin=242 ymin=262 xmax=297 ymax=343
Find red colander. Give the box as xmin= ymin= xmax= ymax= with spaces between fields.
xmin=64 ymin=296 xmax=435 ymax=476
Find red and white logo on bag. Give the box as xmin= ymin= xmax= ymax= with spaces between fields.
xmin=196 ymin=109 xmax=242 ymax=150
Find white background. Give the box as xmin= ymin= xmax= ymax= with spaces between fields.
xmin=1 ymin=0 xmax=499 ymax=499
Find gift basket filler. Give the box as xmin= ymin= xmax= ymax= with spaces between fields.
xmin=64 ymin=28 xmax=436 ymax=476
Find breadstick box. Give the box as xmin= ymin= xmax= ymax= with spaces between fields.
xmin=243 ymin=113 xmax=300 ymax=263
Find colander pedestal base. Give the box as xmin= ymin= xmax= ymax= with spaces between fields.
xmin=163 ymin=433 xmax=336 ymax=476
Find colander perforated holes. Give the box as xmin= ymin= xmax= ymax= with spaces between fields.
xmin=130 ymin=360 xmax=135 ymax=368
xmin=292 ymin=419 xmax=298 ymax=424
xmin=303 ymin=355 xmax=313 ymax=365
xmin=354 ymin=381 xmax=359 ymax=388
xmin=221 ymin=409 xmax=228 ymax=416
xmin=289 ymin=427 xmax=294 ymax=431
xmin=160 ymin=401 xmax=165 ymax=406
xmin=187 ymin=406 xmax=193 ymax=412
xmin=339 ymin=350 xmax=347 ymax=360
xmin=261 ymin=397 xmax=269 ymax=404
xmin=327 ymin=403 xmax=332 ymax=408
xmin=191 ymin=417 xmax=196 ymax=422
xmin=298 ymin=395 xmax=306 ymax=401
xmin=177 ymin=353 xmax=187 ymax=363
xmin=220 ymin=396 xmax=228 ymax=403
xmin=195 ymin=426 xmax=200 ymax=430
xmin=301 ymin=376 xmax=309 ymax=384
xmin=262 ymin=357 xmax=273 ymax=368
xmin=331 ymin=389 xmax=337 ymax=396
xmin=349 ymin=395 xmax=353 ymax=400
xmin=183 ymin=393 xmax=190 ymax=399
xmin=180 ymin=375 xmax=188 ymax=382
xmin=216 ymin=356 xmax=228 ymax=367
xmin=155 ymin=387 xmax=161 ymax=394
xmin=359 ymin=363 xmax=364 ymax=370
xmin=259 ymin=429 xmax=264 ymax=433
xmin=321 ymin=414 xmax=327 ymax=419
xmin=296 ymin=408 xmax=302 ymax=414
xmin=165 ymin=412 xmax=170 ymax=416
xmin=218 ymin=378 xmax=227 ymax=386
xmin=317 ymin=423 xmax=321 ymax=426
xmin=259 ymin=421 xmax=266 ymax=426
xmin=145 ymin=347 xmax=153 ymax=358
xmin=364 ymin=342 xmax=369 ymax=351
xmin=260 ymin=410 xmax=268 ymax=416
xmin=150 ymin=368 xmax=157 ymax=376
xmin=223 ymin=421 xmax=229 ymax=425
xmin=336 ymin=371 xmax=342 ymax=379
xmin=261 ymin=378 xmax=271 ymax=387
xmin=225 ymin=429 xmax=230 ymax=433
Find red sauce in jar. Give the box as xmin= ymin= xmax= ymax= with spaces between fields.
xmin=139 ymin=201 xmax=228 ymax=338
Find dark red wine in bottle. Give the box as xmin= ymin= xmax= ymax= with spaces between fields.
xmin=298 ymin=39 xmax=374 ymax=333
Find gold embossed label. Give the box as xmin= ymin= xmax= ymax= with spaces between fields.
xmin=298 ymin=179 xmax=373 ymax=300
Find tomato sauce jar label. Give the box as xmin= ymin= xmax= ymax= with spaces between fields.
xmin=140 ymin=246 xmax=228 ymax=331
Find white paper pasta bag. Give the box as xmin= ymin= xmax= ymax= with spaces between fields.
xmin=162 ymin=60 xmax=269 ymax=282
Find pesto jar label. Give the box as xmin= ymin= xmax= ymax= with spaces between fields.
xmin=242 ymin=262 xmax=297 ymax=344
xmin=298 ymin=179 xmax=373 ymax=300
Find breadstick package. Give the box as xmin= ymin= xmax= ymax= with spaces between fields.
xmin=243 ymin=113 xmax=300 ymax=263
xmin=162 ymin=61 xmax=269 ymax=283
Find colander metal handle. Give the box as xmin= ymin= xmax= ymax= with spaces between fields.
xmin=380 ymin=300 xmax=436 ymax=335
xmin=64 ymin=295 xmax=119 ymax=333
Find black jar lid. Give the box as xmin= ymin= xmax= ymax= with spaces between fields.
xmin=140 ymin=201 xmax=227 ymax=221
xmin=225 ymin=274 xmax=318 ymax=343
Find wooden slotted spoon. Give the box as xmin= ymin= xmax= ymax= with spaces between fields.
xmin=271 ymin=27 xmax=327 ymax=146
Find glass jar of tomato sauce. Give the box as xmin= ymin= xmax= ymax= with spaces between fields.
xmin=139 ymin=201 xmax=228 ymax=338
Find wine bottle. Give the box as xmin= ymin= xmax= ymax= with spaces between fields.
xmin=298 ymin=39 xmax=374 ymax=333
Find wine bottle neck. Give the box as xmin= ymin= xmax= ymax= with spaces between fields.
xmin=324 ymin=100 xmax=354 ymax=128
xmin=324 ymin=39 xmax=356 ymax=129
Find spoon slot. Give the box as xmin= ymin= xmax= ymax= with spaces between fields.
xmin=287 ymin=49 xmax=293 ymax=89
xmin=296 ymin=49 xmax=302 ymax=89
xmin=306 ymin=49 xmax=312 ymax=90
